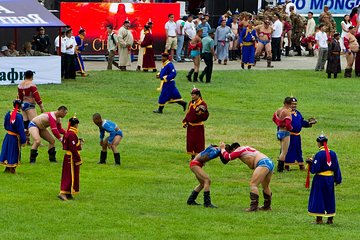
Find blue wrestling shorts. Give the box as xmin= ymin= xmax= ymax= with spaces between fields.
xmin=190 ymin=50 xmax=201 ymax=58
xmin=200 ymin=145 xmax=220 ymax=160
xmin=21 ymin=102 xmax=36 ymax=111
xmin=277 ymin=130 xmax=290 ymax=140
xmin=116 ymin=129 xmax=123 ymax=138
xmin=256 ymin=158 xmax=274 ymax=172
xmin=28 ymin=121 xmax=38 ymax=129
xmin=258 ymin=39 xmax=270 ymax=45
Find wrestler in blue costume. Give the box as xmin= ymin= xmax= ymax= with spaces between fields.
xmin=153 ymin=53 xmax=187 ymax=114
xmin=99 ymin=120 xmax=123 ymax=145
xmin=75 ymin=29 xmax=88 ymax=76
xmin=285 ymin=97 xmax=317 ymax=170
xmin=239 ymin=22 xmax=257 ymax=69
xmin=0 ymin=100 xmax=26 ymax=173
xmin=308 ymin=134 xmax=342 ymax=224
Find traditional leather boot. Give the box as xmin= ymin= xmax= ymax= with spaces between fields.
xmin=153 ymin=106 xmax=164 ymax=114
xmin=299 ymin=164 xmax=305 ymax=170
xmin=245 ymin=192 xmax=259 ymax=212
xmin=259 ymin=191 xmax=272 ymax=211
xmin=285 ymin=46 xmax=290 ymax=56
xmin=295 ymin=46 xmax=302 ymax=56
xmin=316 ymin=216 xmax=323 ymax=224
xmin=285 ymin=165 xmax=290 ymax=171
xmin=98 ymin=151 xmax=107 ymax=164
xmin=327 ymin=217 xmax=334 ymax=224
xmin=30 ymin=149 xmax=38 ymax=164
xmin=199 ymin=72 xmax=205 ymax=82
xmin=267 ymin=57 xmax=274 ymax=68
xmin=241 ymin=62 xmax=245 ymax=69
xmin=309 ymin=49 xmax=314 ymax=57
xmin=177 ymin=101 xmax=187 ymax=111
xmin=277 ymin=160 xmax=284 ymax=172
xmin=187 ymin=190 xmax=201 ymax=205
xmin=48 ymin=147 xmax=57 ymax=162
xmin=204 ymin=191 xmax=217 ymax=208
xmin=228 ymin=50 xmax=233 ymax=61
xmin=114 ymin=152 xmax=121 ymax=165
xmin=186 ymin=68 xmax=194 ymax=82
xmin=193 ymin=72 xmax=198 ymax=82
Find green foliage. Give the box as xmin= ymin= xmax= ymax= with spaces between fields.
xmin=0 ymin=70 xmax=359 ymax=239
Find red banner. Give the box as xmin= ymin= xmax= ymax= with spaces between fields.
xmin=60 ymin=3 xmax=180 ymax=55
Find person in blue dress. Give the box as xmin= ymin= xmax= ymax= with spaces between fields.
xmin=0 ymin=100 xmax=26 ymax=174
xmin=239 ymin=21 xmax=257 ymax=69
xmin=285 ymin=97 xmax=317 ymax=170
xmin=307 ymin=134 xmax=342 ymax=224
xmin=93 ymin=113 xmax=123 ymax=165
xmin=75 ymin=29 xmax=88 ymax=77
xmin=153 ymin=53 xmax=187 ymax=114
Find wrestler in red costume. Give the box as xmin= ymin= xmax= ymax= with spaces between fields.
xmin=272 ymin=97 xmax=293 ymax=172
xmin=182 ymin=88 xmax=209 ymax=159
xmin=28 ymin=106 xmax=68 ymax=163
xmin=220 ymin=142 xmax=274 ymax=212
xmin=58 ymin=115 xmax=83 ymax=201
xmin=17 ymin=70 xmax=45 ymax=145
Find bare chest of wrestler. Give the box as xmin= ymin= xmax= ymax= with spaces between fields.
xmin=348 ymin=34 xmax=359 ymax=51
xmin=239 ymin=148 xmax=268 ymax=169
xmin=258 ymin=26 xmax=271 ymax=41
xmin=32 ymin=113 xmax=50 ymax=129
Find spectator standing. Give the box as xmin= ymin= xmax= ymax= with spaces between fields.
xmin=117 ymin=20 xmax=134 ymax=71
xmin=306 ymin=12 xmax=316 ymax=37
xmin=315 ymin=24 xmax=328 ymax=71
xmin=106 ymin=25 xmax=119 ymax=70
xmin=340 ymin=15 xmax=351 ymax=52
xmin=199 ymin=28 xmax=216 ymax=83
xmin=175 ymin=16 xmax=187 ymax=62
xmin=63 ymin=28 xmax=77 ymax=79
xmin=271 ymin=13 xmax=283 ymax=61
xmin=164 ymin=13 xmax=177 ymax=61
xmin=32 ymin=27 xmax=51 ymax=53
xmin=184 ymin=14 xmax=196 ymax=61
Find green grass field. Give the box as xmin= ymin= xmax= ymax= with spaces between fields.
xmin=0 ymin=69 xmax=359 ymax=240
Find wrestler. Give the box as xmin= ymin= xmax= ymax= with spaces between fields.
xmin=344 ymin=25 xmax=359 ymax=77
xmin=220 ymin=142 xmax=274 ymax=212
xmin=187 ymin=144 xmax=227 ymax=208
xmin=18 ymin=70 xmax=45 ymax=145
xmin=272 ymin=97 xmax=293 ymax=172
xmin=28 ymin=106 xmax=68 ymax=163
xmin=93 ymin=113 xmax=123 ymax=165
xmin=255 ymin=19 xmax=274 ymax=68
xmin=186 ymin=28 xmax=202 ymax=82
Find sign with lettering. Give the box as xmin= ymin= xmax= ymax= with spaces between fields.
xmin=0 ymin=56 xmax=61 ymax=85
xmin=278 ymin=0 xmax=359 ymax=15
xmin=0 ymin=0 xmax=64 ymax=27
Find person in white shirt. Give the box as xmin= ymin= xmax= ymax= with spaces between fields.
xmin=340 ymin=14 xmax=351 ymax=52
xmin=54 ymin=28 xmax=67 ymax=78
xmin=183 ymin=14 xmax=196 ymax=60
xmin=164 ymin=13 xmax=177 ymax=61
xmin=306 ymin=12 xmax=316 ymax=37
xmin=315 ymin=24 xmax=328 ymax=71
xmin=271 ymin=13 xmax=283 ymax=61
xmin=176 ymin=16 xmax=187 ymax=62
xmin=63 ymin=28 xmax=77 ymax=79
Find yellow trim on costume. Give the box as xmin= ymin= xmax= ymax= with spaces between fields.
xmin=69 ymin=127 xmax=78 ymax=135
xmin=0 ymin=160 xmax=19 ymax=167
xmin=162 ymin=60 xmax=170 ymax=67
xmin=157 ymin=80 xmax=164 ymax=91
xmin=7 ymin=130 xmax=18 ymax=136
xmin=290 ymin=132 xmax=300 ymax=136
xmin=163 ymin=75 xmax=168 ymax=82
xmin=308 ymin=212 xmax=336 ymax=217
xmin=243 ymin=42 xmax=254 ymax=46
xmin=188 ymin=122 xmax=204 ymax=126
xmin=317 ymin=171 xmax=334 ymax=176
xmin=146 ymin=45 xmax=152 ymax=48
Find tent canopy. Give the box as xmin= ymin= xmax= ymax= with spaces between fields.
xmin=0 ymin=0 xmax=65 ymax=28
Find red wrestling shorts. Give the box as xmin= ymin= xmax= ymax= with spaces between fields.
xmin=190 ymin=160 xmax=203 ymax=168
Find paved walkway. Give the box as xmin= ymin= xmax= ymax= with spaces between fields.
xmin=85 ymin=55 xmax=348 ymax=71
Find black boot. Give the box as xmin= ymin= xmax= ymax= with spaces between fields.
xmin=267 ymin=57 xmax=274 ymax=68
xmin=327 ymin=217 xmax=334 ymax=224
xmin=114 ymin=152 xmax=121 ymax=165
xmin=153 ymin=106 xmax=164 ymax=114
xmin=259 ymin=191 xmax=272 ymax=211
xmin=241 ymin=62 xmax=245 ymax=69
xmin=187 ymin=190 xmax=201 ymax=205
xmin=285 ymin=46 xmax=290 ymax=56
xmin=98 ymin=151 xmax=107 ymax=164
xmin=295 ymin=46 xmax=302 ymax=56
xmin=204 ymin=191 xmax=217 ymax=208
xmin=334 ymin=73 xmax=337 ymax=79
xmin=186 ymin=68 xmax=194 ymax=82
xmin=245 ymin=192 xmax=259 ymax=212
xmin=316 ymin=216 xmax=323 ymax=224
xmin=193 ymin=72 xmax=198 ymax=82
xmin=177 ymin=101 xmax=187 ymax=111
xmin=228 ymin=50 xmax=233 ymax=61
xmin=30 ymin=149 xmax=38 ymax=163
xmin=309 ymin=49 xmax=314 ymax=57
xmin=328 ymin=73 xmax=331 ymax=79
xmin=48 ymin=147 xmax=57 ymax=162
xmin=277 ymin=160 xmax=284 ymax=172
